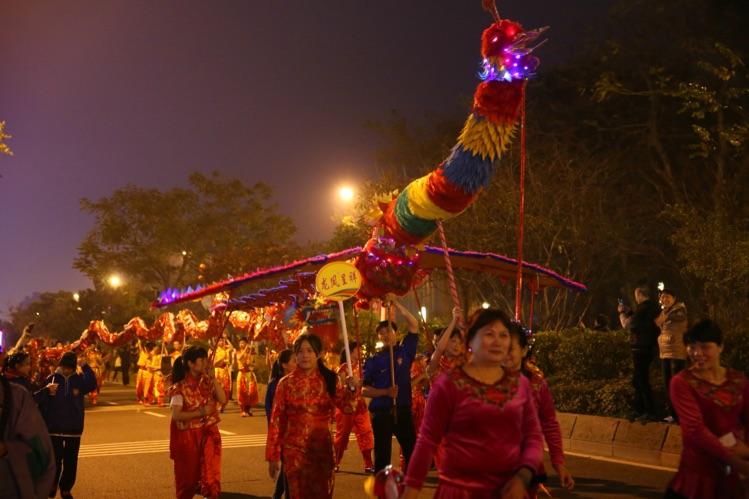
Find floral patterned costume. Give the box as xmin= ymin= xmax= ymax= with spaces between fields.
xmin=86 ymin=350 xmax=103 ymax=405
xmin=169 ymin=373 xmax=222 ymax=499
xmin=523 ymin=363 xmax=565 ymax=497
xmin=667 ymin=367 xmax=749 ymax=498
xmin=236 ymin=348 xmax=259 ymax=414
xmin=265 ymin=368 xmax=353 ymax=499
xmin=334 ymin=363 xmax=374 ymax=468
xmin=410 ymin=355 xmax=429 ymax=434
xmin=212 ymin=346 xmax=232 ymax=409
xmin=405 ymin=368 xmax=543 ymax=498
xmin=147 ymin=353 xmax=166 ymax=406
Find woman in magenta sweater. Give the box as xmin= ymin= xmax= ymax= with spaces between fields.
xmin=402 ymin=309 xmax=543 ymax=499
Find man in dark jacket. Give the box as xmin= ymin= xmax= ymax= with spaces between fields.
xmin=118 ymin=346 xmax=131 ymax=386
xmin=618 ymin=284 xmax=661 ymax=420
xmin=34 ymin=351 xmax=97 ymax=499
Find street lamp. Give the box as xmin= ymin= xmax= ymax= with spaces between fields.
xmin=108 ymin=274 xmax=123 ymax=289
xmin=481 ymin=301 xmax=490 ymax=309
xmin=338 ymin=185 xmax=355 ymax=203
xmin=72 ymin=292 xmax=80 ymax=302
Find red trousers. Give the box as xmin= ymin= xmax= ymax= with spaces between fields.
xmin=170 ymin=421 xmax=222 ymax=499
xmin=237 ymin=370 xmax=259 ymax=411
xmin=334 ymin=408 xmax=374 ymax=464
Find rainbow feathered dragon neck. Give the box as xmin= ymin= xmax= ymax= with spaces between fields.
xmin=379 ymin=13 xmax=547 ymax=246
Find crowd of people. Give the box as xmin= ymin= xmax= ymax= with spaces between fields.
xmin=0 ymin=289 xmax=747 ymax=498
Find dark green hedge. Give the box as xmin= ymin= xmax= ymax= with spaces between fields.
xmin=532 ymin=328 xmax=749 ymax=418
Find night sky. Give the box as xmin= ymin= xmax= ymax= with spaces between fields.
xmin=0 ymin=1 xmax=613 ymax=315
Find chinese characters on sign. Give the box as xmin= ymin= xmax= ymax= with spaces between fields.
xmin=315 ymin=262 xmax=362 ymax=301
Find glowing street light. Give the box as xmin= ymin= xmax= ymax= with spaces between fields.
xmin=181 ymin=250 xmax=188 ymax=256
xmin=481 ymin=301 xmax=490 ymax=309
xmin=108 ymin=274 xmax=123 ymax=289
xmin=338 ymin=185 xmax=355 ymax=203
xmin=72 ymin=292 xmax=80 ymax=302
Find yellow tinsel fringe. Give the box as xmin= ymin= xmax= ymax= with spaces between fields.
xmin=457 ymin=114 xmax=517 ymax=161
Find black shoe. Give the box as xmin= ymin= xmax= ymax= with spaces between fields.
xmin=61 ymin=491 xmax=73 ymax=499
xmin=637 ymin=413 xmax=658 ymax=423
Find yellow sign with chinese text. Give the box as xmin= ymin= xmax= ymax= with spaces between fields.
xmin=315 ymin=261 xmax=362 ymax=301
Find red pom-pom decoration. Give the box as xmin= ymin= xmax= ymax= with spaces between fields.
xmin=472 ymin=80 xmax=525 ymax=124
xmin=481 ymin=20 xmax=523 ymax=59
xmin=355 ymin=237 xmax=420 ymax=299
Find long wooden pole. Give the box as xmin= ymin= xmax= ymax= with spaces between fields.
xmin=337 ymin=301 xmax=354 ymax=379
xmin=352 ymin=306 xmax=362 ymax=373
xmin=387 ymin=302 xmax=397 ymax=422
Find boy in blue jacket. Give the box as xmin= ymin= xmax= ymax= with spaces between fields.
xmin=34 ymin=350 xmax=97 ymax=499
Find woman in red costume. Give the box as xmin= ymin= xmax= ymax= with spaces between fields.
xmin=410 ymin=353 xmax=429 ymax=435
xmin=334 ymin=341 xmax=375 ymax=473
xmin=169 ymin=345 xmax=227 ymax=499
xmin=235 ymin=337 xmax=259 ymax=417
xmin=506 ymin=323 xmax=574 ymax=497
xmin=211 ymin=337 xmax=232 ymax=412
xmin=403 ymin=308 xmax=543 ymax=499
xmin=665 ymin=319 xmax=749 ymax=499
xmin=135 ymin=341 xmax=152 ymax=404
xmin=265 ymin=333 xmax=355 ymax=499
xmin=148 ymin=343 xmax=167 ymax=407
xmin=427 ymin=307 xmax=463 ymax=381
xmin=86 ymin=346 xmax=104 ymax=405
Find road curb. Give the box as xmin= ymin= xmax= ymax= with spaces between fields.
xmin=560 ymin=412 xmax=681 ymax=469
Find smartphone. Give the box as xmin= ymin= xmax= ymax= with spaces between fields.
xmin=719 ymin=432 xmax=737 ymax=448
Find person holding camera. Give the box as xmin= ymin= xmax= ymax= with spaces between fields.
xmin=619 ymin=283 xmax=661 ymax=421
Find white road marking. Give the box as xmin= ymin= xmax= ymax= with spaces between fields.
xmin=79 ymin=434 xmax=267 ymax=457
xmin=219 ymin=429 xmax=236 ymax=435
xmin=143 ymin=411 xmax=167 ymax=418
xmin=564 ymin=450 xmax=677 ymax=472
xmin=106 ymin=401 xmax=118 ymax=405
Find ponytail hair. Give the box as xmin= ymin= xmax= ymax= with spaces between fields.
xmin=270 ymin=349 xmax=294 ymax=382
xmin=171 ymin=345 xmax=208 ymax=384
xmin=507 ymin=321 xmax=533 ymax=375
xmin=293 ymin=334 xmax=337 ymax=398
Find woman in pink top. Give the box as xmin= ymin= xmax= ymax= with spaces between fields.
xmin=666 ymin=319 xmax=749 ymax=499
xmin=506 ymin=323 xmax=574 ymax=496
xmin=402 ymin=308 xmax=544 ymax=499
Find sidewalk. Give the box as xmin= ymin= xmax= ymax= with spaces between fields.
xmin=558 ymin=412 xmax=681 ymax=469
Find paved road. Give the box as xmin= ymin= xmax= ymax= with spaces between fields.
xmin=68 ymin=380 xmax=675 ymax=498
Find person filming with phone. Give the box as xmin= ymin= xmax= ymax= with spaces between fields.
xmin=618 ymin=282 xmax=661 ymax=421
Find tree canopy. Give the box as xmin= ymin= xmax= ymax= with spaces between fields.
xmin=74 ymin=172 xmax=300 ymax=305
